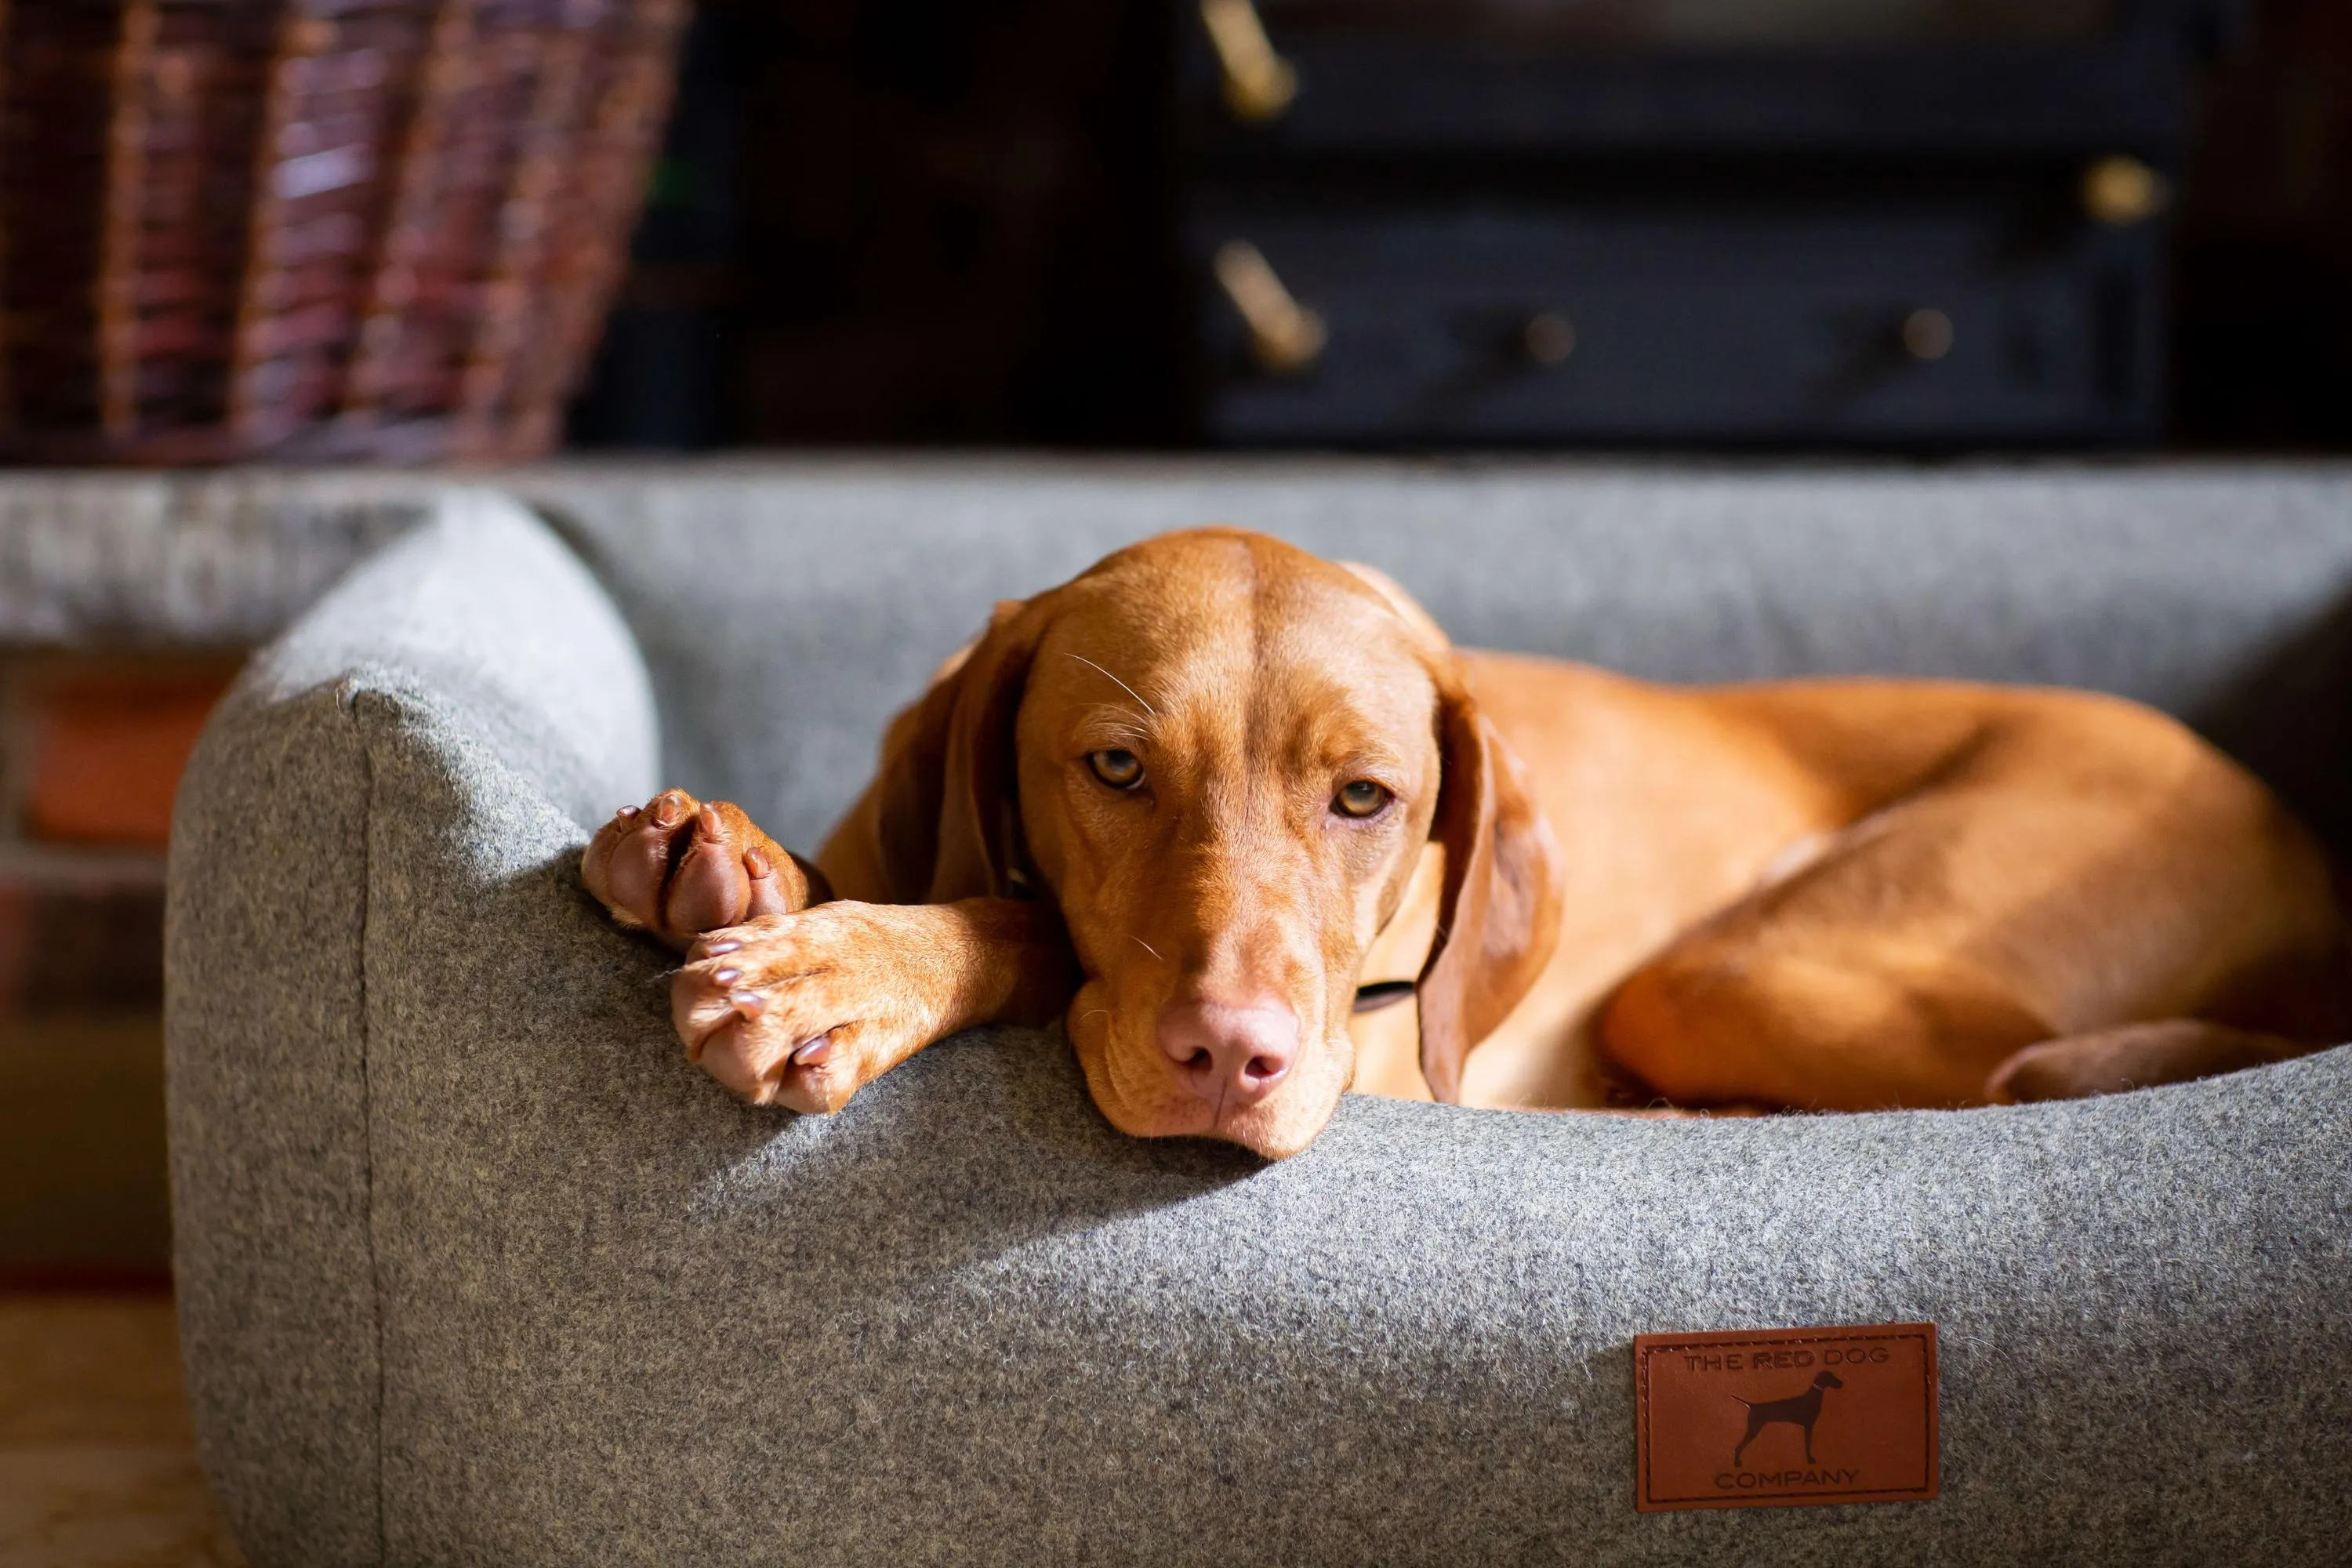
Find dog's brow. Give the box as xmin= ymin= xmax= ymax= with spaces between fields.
xmin=1083 ymin=705 xmax=1154 ymax=733
xmin=1063 ymin=653 xmax=1158 ymax=718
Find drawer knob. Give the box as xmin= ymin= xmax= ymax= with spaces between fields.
xmin=1201 ymin=0 xmax=1298 ymax=122
xmin=2083 ymin=155 xmax=2169 ymax=226
xmin=1523 ymin=312 xmax=1577 ymax=365
xmin=1902 ymin=307 xmax=1955 ymax=362
xmin=1214 ymin=240 xmax=1327 ymax=374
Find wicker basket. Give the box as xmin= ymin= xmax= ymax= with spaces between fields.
xmin=0 ymin=0 xmax=688 ymax=465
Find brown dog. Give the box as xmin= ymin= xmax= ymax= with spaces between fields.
xmin=583 ymin=528 xmax=2349 ymax=1158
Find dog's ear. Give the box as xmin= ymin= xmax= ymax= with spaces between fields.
xmin=868 ymin=595 xmax=1052 ymax=902
xmin=1416 ymin=665 xmax=1565 ymax=1102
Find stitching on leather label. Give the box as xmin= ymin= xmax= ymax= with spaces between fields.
xmin=1633 ymin=1323 xmax=1939 ymax=1512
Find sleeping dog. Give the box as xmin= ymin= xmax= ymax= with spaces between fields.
xmin=583 ymin=528 xmax=2349 ymax=1158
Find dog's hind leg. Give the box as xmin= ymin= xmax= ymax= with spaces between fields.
xmin=1987 ymin=1020 xmax=2318 ymax=1103
xmin=1595 ymin=726 xmax=2347 ymax=1112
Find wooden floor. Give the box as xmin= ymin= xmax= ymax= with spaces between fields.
xmin=0 ymin=1295 xmax=243 ymax=1568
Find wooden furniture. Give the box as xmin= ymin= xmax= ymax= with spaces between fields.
xmin=1178 ymin=0 xmax=2241 ymax=445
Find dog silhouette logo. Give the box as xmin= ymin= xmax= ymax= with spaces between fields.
xmin=1730 ymin=1370 xmax=1844 ymax=1467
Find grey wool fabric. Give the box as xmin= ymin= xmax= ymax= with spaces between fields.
xmin=168 ymin=466 xmax=2352 ymax=1566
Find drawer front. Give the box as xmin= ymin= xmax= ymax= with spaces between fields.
xmin=1177 ymin=38 xmax=2188 ymax=158
xmin=1189 ymin=205 xmax=2163 ymax=443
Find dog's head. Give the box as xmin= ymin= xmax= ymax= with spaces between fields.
xmin=866 ymin=528 xmax=1561 ymax=1158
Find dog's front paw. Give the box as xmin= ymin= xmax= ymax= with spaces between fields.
xmin=669 ymin=905 xmax=952 ymax=1113
xmin=582 ymin=789 xmax=825 ymax=950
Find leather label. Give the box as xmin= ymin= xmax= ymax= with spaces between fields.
xmin=1634 ymin=1323 xmax=1938 ymax=1512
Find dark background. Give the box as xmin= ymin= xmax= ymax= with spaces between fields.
xmin=568 ymin=0 xmax=2352 ymax=454
xmin=571 ymin=0 xmax=1178 ymax=448
xmin=2174 ymin=0 xmax=2352 ymax=445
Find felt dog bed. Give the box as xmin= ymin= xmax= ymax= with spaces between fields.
xmin=168 ymin=467 xmax=2352 ymax=1565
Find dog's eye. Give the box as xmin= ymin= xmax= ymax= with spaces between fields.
xmin=1087 ymin=749 xmax=1145 ymax=789
xmin=1334 ymin=779 xmax=1391 ymax=818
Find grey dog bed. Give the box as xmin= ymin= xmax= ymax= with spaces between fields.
xmin=168 ymin=466 xmax=2352 ymax=1566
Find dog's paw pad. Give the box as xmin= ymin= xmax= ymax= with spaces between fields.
xmin=583 ymin=792 xmax=814 ymax=949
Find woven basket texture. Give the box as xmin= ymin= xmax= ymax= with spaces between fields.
xmin=0 ymin=0 xmax=687 ymax=464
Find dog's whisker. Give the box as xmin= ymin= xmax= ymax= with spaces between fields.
xmin=1064 ymin=653 xmax=1158 ymax=718
xmin=1130 ymin=935 xmax=1167 ymax=965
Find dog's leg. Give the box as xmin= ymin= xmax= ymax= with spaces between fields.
xmin=668 ymin=898 xmax=1079 ymax=1114
xmin=586 ymin=789 xmax=1077 ymax=1112
xmin=1593 ymin=797 xmax=2054 ymax=1110
xmin=1986 ymin=1020 xmax=2318 ymax=1103
xmin=1599 ymin=925 xmax=2049 ymax=1112
xmin=1595 ymin=742 xmax=2347 ymax=1112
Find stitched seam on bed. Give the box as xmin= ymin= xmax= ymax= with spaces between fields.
xmin=345 ymin=681 xmax=390 ymax=1568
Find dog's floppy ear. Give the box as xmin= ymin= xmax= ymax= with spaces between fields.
xmin=868 ymin=595 xmax=1052 ymax=902
xmin=1416 ymin=664 xmax=1565 ymax=1103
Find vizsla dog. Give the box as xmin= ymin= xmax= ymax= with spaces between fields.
xmin=583 ymin=528 xmax=2349 ymax=1158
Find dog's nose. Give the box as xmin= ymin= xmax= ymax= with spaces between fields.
xmin=1158 ymin=998 xmax=1298 ymax=1106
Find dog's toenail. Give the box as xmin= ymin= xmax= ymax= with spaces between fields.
xmin=713 ymin=967 xmax=741 ymax=985
xmin=744 ymin=846 xmax=772 ymax=879
xmin=729 ymin=989 xmax=764 ymax=1017
xmin=616 ymin=804 xmax=640 ymax=819
xmin=697 ymin=804 xmax=723 ymax=836
xmin=704 ymin=938 xmax=741 ymax=956
xmin=793 ymin=1036 xmax=831 ymax=1065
